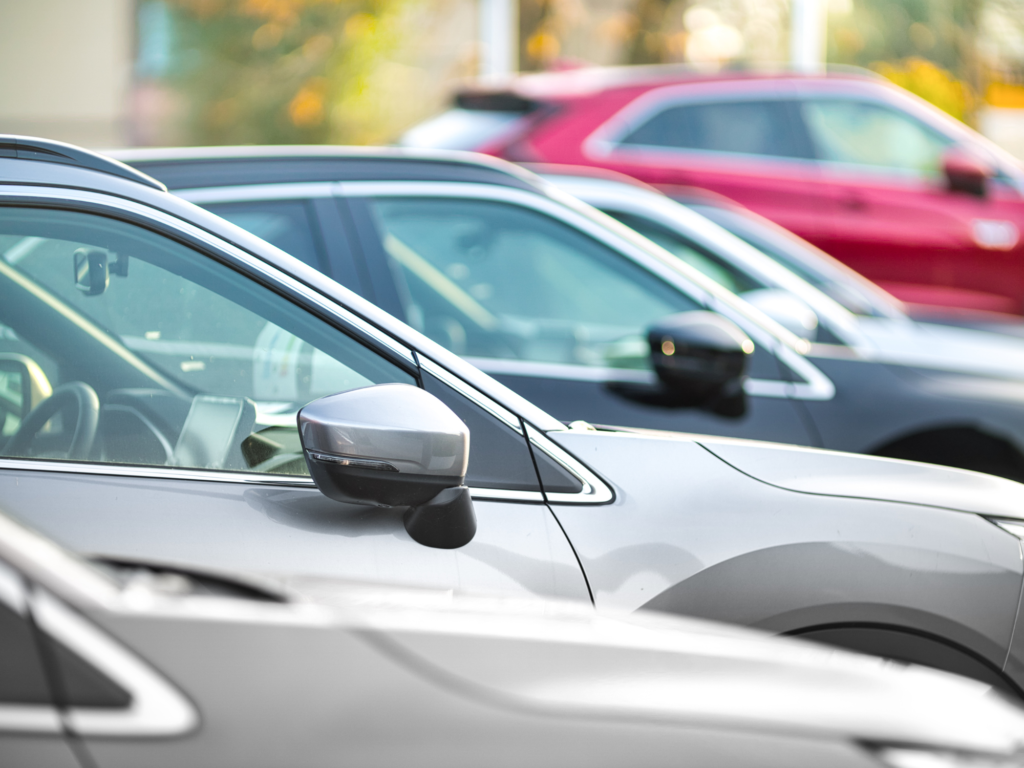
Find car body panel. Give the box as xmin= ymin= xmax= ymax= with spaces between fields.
xmin=546 ymin=429 xmax=1023 ymax=671
xmin=0 ymin=468 xmax=591 ymax=603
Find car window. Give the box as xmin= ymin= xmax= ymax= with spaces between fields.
xmin=203 ymin=200 xmax=324 ymax=271
xmin=619 ymin=99 xmax=813 ymax=159
xmin=801 ymin=99 xmax=953 ymax=175
xmin=365 ymin=197 xmax=700 ymax=370
xmin=0 ymin=207 xmax=415 ymax=474
xmin=690 ymin=203 xmax=898 ymax=318
xmin=602 ymin=209 xmax=764 ymax=295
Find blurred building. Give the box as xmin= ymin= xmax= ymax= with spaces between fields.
xmin=0 ymin=0 xmax=133 ymax=148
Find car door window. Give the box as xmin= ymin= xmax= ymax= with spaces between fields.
xmin=365 ymin=197 xmax=700 ymax=370
xmin=801 ymin=99 xmax=953 ymax=175
xmin=619 ymin=99 xmax=813 ymax=159
xmin=0 ymin=207 xmax=415 ymax=474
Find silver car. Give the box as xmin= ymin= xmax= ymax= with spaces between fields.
xmin=5 ymin=136 xmax=1024 ymax=695
xmin=5 ymin=510 xmax=1024 ymax=768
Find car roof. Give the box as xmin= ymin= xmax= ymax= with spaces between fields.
xmin=454 ymin=64 xmax=881 ymax=104
xmin=109 ymin=145 xmax=545 ymax=192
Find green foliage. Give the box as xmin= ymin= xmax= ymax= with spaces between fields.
xmin=873 ymin=57 xmax=977 ymax=123
xmin=828 ymin=0 xmax=981 ymax=123
xmin=159 ymin=0 xmax=408 ymax=145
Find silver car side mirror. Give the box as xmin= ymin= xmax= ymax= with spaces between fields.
xmin=298 ymin=384 xmax=476 ymax=549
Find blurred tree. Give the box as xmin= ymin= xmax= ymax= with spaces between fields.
xmin=156 ymin=0 xmax=408 ymax=145
xmin=828 ymin=0 xmax=983 ymax=124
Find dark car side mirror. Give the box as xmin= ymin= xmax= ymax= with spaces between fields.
xmin=942 ymin=147 xmax=992 ymax=198
xmin=607 ymin=312 xmax=753 ymax=417
xmin=298 ymin=384 xmax=476 ymax=549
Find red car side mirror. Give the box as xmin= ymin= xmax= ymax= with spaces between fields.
xmin=942 ymin=147 xmax=992 ymax=197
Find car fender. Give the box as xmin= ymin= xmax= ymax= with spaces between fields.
xmin=546 ymin=430 xmax=1024 ymax=677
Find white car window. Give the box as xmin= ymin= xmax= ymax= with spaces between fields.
xmin=0 ymin=207 xmax=414 ymax=474
xmin=802 ymin=99 xmax=953 ymax=175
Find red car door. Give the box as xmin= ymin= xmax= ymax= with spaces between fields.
xmin=584 ymin=81 xmax=833 ymax=244
xmin=799 ymin=95 xmax=1024 ymax=313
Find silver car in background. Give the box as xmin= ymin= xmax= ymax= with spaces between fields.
xmin=541 ymin=168 xmax=1024 ymax=382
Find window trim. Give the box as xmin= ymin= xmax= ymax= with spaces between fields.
xmin=0 ymin=559 xmax=197 ymax=737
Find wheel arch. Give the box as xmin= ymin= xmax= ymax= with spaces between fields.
xmin=870 ymin=424 xmax=1024 ymax=482
xmin=787 ymin=622 xmax=1022 ymax=698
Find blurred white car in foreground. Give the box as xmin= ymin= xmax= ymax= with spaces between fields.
xmin=2 ymin=508 xmax=1024 ymax=768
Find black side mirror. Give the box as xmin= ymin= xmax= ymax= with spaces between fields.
xmin=298 ymin=384 xmax=476 ymax=549
xmin=608 ymin=312 xmax=753 ymax=417
xmin=942 ymin=147 xmax=991 ymax=197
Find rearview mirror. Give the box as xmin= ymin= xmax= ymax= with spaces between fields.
xmin=942 ymin=147 xmax=991 ymax=197
xmin=298 ymin=384 xmax=476 ymax=549
xmin=73 ymin=248 xmax=128 ymax=296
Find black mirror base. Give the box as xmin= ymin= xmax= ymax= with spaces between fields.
xmin=404 ymin=486 xmax=477 ymax=549
xmin=605 ymin=380 xmax=748 ymax=418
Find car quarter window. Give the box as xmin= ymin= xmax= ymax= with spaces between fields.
xmin=363 ymin=197 xmax=700 ymax=371
xmin=601 ymin=209 xmax=764 ymax=295
xmin=0 ymin=206 xmax=415 ymax=475
xmin=800 ymin=99 xmax=953 ymax=175
xmin=619 ymin=99 xmax=813 ymax=160
xmin=202 ymin=200 xmax=325 ymax=271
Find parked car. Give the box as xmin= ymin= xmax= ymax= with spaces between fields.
xmin=401 ymin=66 xmax=1024 ymax=314
xmin=7 ymin=508 xmax=1024 ymax=768
xmin=115 ymin=145 xmax=1024 ymax=482
xmin=9 ymin=136 xmax=1024 ymax=694
xmin=535 ymin=166 xmax=1024 ymax=385
xmin=662 ymin=179 xmax=1024 ymax=338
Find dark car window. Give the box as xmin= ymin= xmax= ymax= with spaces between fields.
xmin=620 ymin=99 xmax=813 ymax=160
xmin=801 ymin=99 xmax=953 ymax=175
xmin=203 ymin=200 xmax=325 ymax=271
xmin=602 ymin=209 xmax=765 ymax=295
xmin=364 ymin=197 xmax=700 ymax=371
xmin=0 ymin=207 xmax=414 ymax=475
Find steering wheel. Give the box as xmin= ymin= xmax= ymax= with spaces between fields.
xmin=4 ymin=382 xmax=100 ymax=460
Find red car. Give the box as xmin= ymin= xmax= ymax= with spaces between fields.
xmin=403 ymin=67 xmax=1024 ymax=314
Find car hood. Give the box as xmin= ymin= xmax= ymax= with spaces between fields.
xmin=858 ymin=316 xmax=1024 ymax=381
xmin=695 ymin=432 xmax=1024 ymax=520
xmin=286 ymin=580 xmax=1024 ymax=754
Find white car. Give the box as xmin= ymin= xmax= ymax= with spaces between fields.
xmin=541 ymin=168 xmax=1024 ymax=381
xmin=3 ymin=507 xmax=1024 ymax=768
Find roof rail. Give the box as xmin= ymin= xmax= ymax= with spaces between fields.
xmin=0 ymin=135 xmax=167 ymax=191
